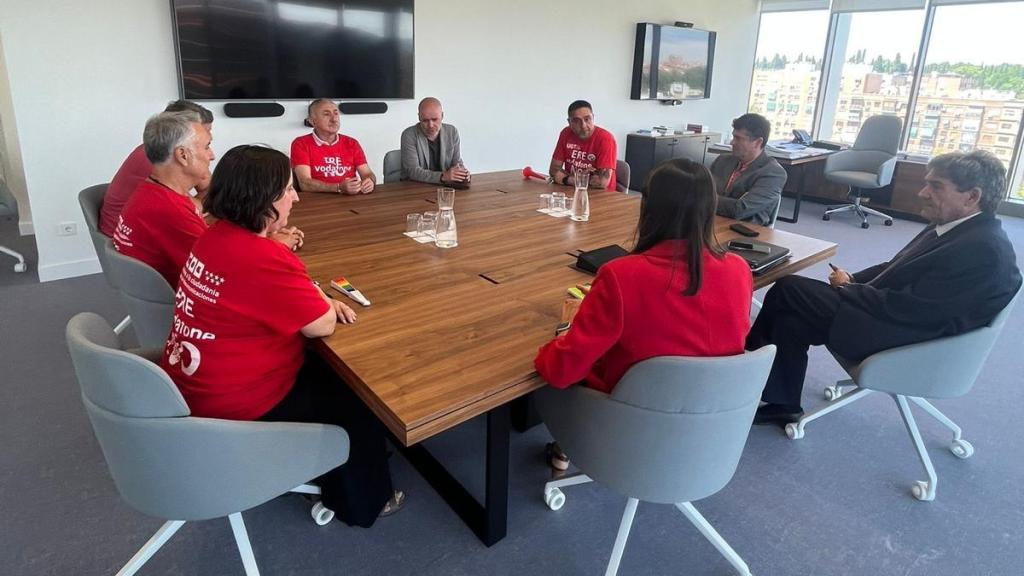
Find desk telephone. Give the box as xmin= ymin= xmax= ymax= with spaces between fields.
xmin=792 ymin=129 xmax=813 ymax=146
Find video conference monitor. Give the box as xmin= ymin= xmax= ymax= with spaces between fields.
xmin=172 ymin=0 xmax=415 ymax=100
xmin=631 ymin=23 xmax=716 ymax=101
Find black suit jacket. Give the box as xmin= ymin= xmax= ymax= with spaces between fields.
xmin=710 ymin=151 xmax=788 ymax=226
xmin=829 ymin=212 xmax=1021 ymax=361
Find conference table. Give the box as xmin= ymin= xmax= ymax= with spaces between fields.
xmin=291 ymin=170 xmax=836 ymax=545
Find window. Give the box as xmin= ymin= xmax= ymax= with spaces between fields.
xmin=818 ymin=9 xmax=925 ymax=145
xmin=906 ymin=2 xmax=1024 ymax=202
xmin=748 ymin=10 xmax=830 ymax=138
xmin=751 ymin=1 xmax=1024 ymax=204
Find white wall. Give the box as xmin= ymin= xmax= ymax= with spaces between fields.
xmin=0 ymin=0 xmax=760 ymax=281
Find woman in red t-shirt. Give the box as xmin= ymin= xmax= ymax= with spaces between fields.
xmin=534 ymin=158 xmax=753 ymax=469
xmin=161 ymin=145 xmax=403 ymax=527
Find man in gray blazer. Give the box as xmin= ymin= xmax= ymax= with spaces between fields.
xmin=710 ymin=113 xmax=787 ymax=226
xmin=400 ymin=97 xmax=470 ymax=185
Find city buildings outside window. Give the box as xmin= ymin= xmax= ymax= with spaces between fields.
xmin=748 ymin=10 xmax=829 ymax=138
xmin=748 ymin=1 xmax=1024 ymax=203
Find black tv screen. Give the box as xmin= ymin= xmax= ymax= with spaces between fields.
xmin=171 ymin=0 xmax=414 ymax=100
xmin=631 ymin=23 xmax=715 ymax=101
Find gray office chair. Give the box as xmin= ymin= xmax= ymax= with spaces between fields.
xmin=0 ymin=178 xmax=27 ymax=272
xmin=615 ymin=159 xmax=631 ymax=193
xmin=822 ymin=115 xmax=901 ymax=229
xmin=767 ymin=196 xmax=782 ymax=229
xmin=383 ymin=149 xmax=403 ymax=183
xmin=78 ymin=184 xmax=131 ymax=334
xmin=66 ymin=312 xmax=349 ymax=575
xmin=537 ymin=346 xmax=777 ymax=576
xmin=104 ymin=243 xmax=175 ymax=348
xmin=786 ymin=286 xmax=1021 ymax=502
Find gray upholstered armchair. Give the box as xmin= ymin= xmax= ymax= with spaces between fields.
xmin=535 ymin=346 xmax=776 ymax=576
xmin=823 ymin=115 xmax=902 ymax=228
xmin=66 ymin=312 xmax=349 ymax=575
xmin=786 ymin=286 xmax=1020 ymax=502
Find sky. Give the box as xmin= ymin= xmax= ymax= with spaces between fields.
xmin=756 ymin=3 xmax=1024 ymax=67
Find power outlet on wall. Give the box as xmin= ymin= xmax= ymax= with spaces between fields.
xmin=57 ymin=221 xmax=78 ymax=236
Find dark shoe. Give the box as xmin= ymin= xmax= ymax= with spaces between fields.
xmin=545 ymin=442 xmax=570 ymax=471
xmin=753 ymin=403 xmax=804 ymax=426
xmin=378 ymin=490 xmax=406 ymax=518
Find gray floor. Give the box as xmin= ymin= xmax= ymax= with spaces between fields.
xmin=2 ymin=199 xmax=1023 ymax=576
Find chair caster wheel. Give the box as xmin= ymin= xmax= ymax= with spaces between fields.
xmin=824 ymin=385 xmax=843 ymax=401
xmin=950 ymin=439 xmax=974 ymax=459
xmin=861 ymin=222 xmax=870 ymax=229
xmin=13 ymin=262 xmax=26 ymax=273
xmin=884 ymin=220 xmax=893 ymax=226
xmin=544 ymin=487 xmax=565 ymax=511
xmin=822 ymin=214 xmax=831 ymax=221
xmin=785 ymin=423 xmax=803 ymax=439
xmin=311 ymin=501 xmax=335 ymax=525
xmin=912 ymin=481 xmax=934 ymax=501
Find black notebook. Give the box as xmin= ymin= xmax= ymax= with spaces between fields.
xmin=576 ymin=245 xmax=629 ymax=274
xmin=726 ymin=240 xmax=791 ymax=275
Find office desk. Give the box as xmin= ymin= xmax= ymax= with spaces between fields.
xmin=290 ymin=171 xmax=836 ymax=545
xmin=709 ymin=144 xmax=834 ymax=224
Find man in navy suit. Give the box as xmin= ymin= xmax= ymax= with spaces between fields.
xmin=748 ymin=149 xmax=1021 ymax=425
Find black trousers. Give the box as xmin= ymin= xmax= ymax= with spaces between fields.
xmin=260 ymin=352 xmax=393 ymax=528
xmin=746 ymin=275 xmax=841 ymax=408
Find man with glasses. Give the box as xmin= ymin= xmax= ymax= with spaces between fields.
xmin=549 ymin=100 xmax=617 ymax=190
xmin=711 ymin=113 xmax=787 ymax=226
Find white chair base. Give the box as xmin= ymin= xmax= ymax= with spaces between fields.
xmin=823 ymin=193 xmax=893 ymax=229
xmin=114 ymin=485 xmax=328 ymax=576
xmin=1 ymin=245 xmax=26 ymax=272
xmin=543 ymin=474 xmax=751 ymax=576
xmin=785 ymin=384 xmax=974 ymax=502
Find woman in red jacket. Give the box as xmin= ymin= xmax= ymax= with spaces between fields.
xmin=534 ymin=158 xmax=753 ymax=469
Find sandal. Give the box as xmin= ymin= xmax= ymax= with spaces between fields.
xmin=545 ymin=442 xmax=570 ymax=471
xmin=378 ymin=490 xmax=406 ymax=518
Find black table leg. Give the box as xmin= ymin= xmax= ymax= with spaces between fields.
xmin=511 ymin=392 xmax=542 ymax=432
xmin=777 ymin=165 xmax=806 ymax=224
xmin=397 ymin=404 xmax=511 ymax=546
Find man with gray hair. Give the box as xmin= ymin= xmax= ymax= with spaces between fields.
xmin=112 ymin=110 xmax=214 ymax=287
xmin=101 ymin=100 xmax=213 ymax=236
xmin=747 ymin=149 xmax=1021 ymax=425
xmin=291 ymin=98 xmax=376 ymax=194
xmin=400 ymin=97 xmax=469 ymax=185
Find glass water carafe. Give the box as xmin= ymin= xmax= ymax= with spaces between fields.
xmin=435 ymin=208 xmax=458 ymax=248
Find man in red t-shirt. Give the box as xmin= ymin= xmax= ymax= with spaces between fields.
xmin=549 ymin=100 xmax=618 ymax=191
xmin=291 ymin=98 xmax=377 ymax=195
xmin=100 ymin=100 xmax=214 ymax=237
xmin=113 ymin=111 xmax=215 ymax=287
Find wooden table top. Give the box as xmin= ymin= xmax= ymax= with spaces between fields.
xmin=291 ymin=170 xmax=836 ymax=446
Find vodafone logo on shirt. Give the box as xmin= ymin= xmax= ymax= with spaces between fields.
xmin=314 ymin=156 xmax=355 ymax=179
xmin=166 ymin=253 xmax=219 ymax=378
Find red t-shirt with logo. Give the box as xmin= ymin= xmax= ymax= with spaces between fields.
xmin=290 ymin=133 xmax=368 ymax=184
xmin=100 ymin=144 xmax=153 ymax=237
xmin=552 ymin=126 xmax=618 ymax=190
xmin=112 ymin=180 xmax=207 ymax=287
xmin=161 ymin=221 xmax=331 ymax=421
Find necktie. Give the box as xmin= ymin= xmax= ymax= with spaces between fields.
xmin=867 ymin=227 xmax=939 ymax=286
xmin=726 ymin=161 xmax=748 ymax=192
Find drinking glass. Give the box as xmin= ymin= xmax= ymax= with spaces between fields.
xmin=419 ymin=211 xmax=438 ymax=237
xmin=574 ymin=169 xmax=591 ymax=192
xmin=406 ymin=213 xmax=422 ymax=235
xmin=538 ymin=193 xmax=552 ymax=212
xmin=551 ymin=191 xmax=567 ymax=214
xmin=437 ymin=187 xmax=456 ymax=210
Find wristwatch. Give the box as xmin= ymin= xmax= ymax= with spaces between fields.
xmin=561 ymin=175 xmax=570 ymax=186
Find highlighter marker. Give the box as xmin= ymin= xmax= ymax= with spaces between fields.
xmin=567 ymin=286 xmax=585 ymax=300
xmin=331 ymin=276 xmax=371 ymax=307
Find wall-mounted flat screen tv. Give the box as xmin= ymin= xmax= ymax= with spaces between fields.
xmin=171 ymin=0 xmax=414 ymax=100
xmin=630 ymin=23 xmax=715 ymax=101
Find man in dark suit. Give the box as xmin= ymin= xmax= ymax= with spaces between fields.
xmin=711 ymin=113 xmax=788 ymax=226
xmin=748 ymin=149 xmax=1021 ymax=425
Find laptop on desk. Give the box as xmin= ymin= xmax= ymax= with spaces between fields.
xmin=726 ymin=240 xmax=792 ymax=275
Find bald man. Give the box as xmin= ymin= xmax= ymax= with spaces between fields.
xmin=400 ymin=97 xmax=469 ymax=185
